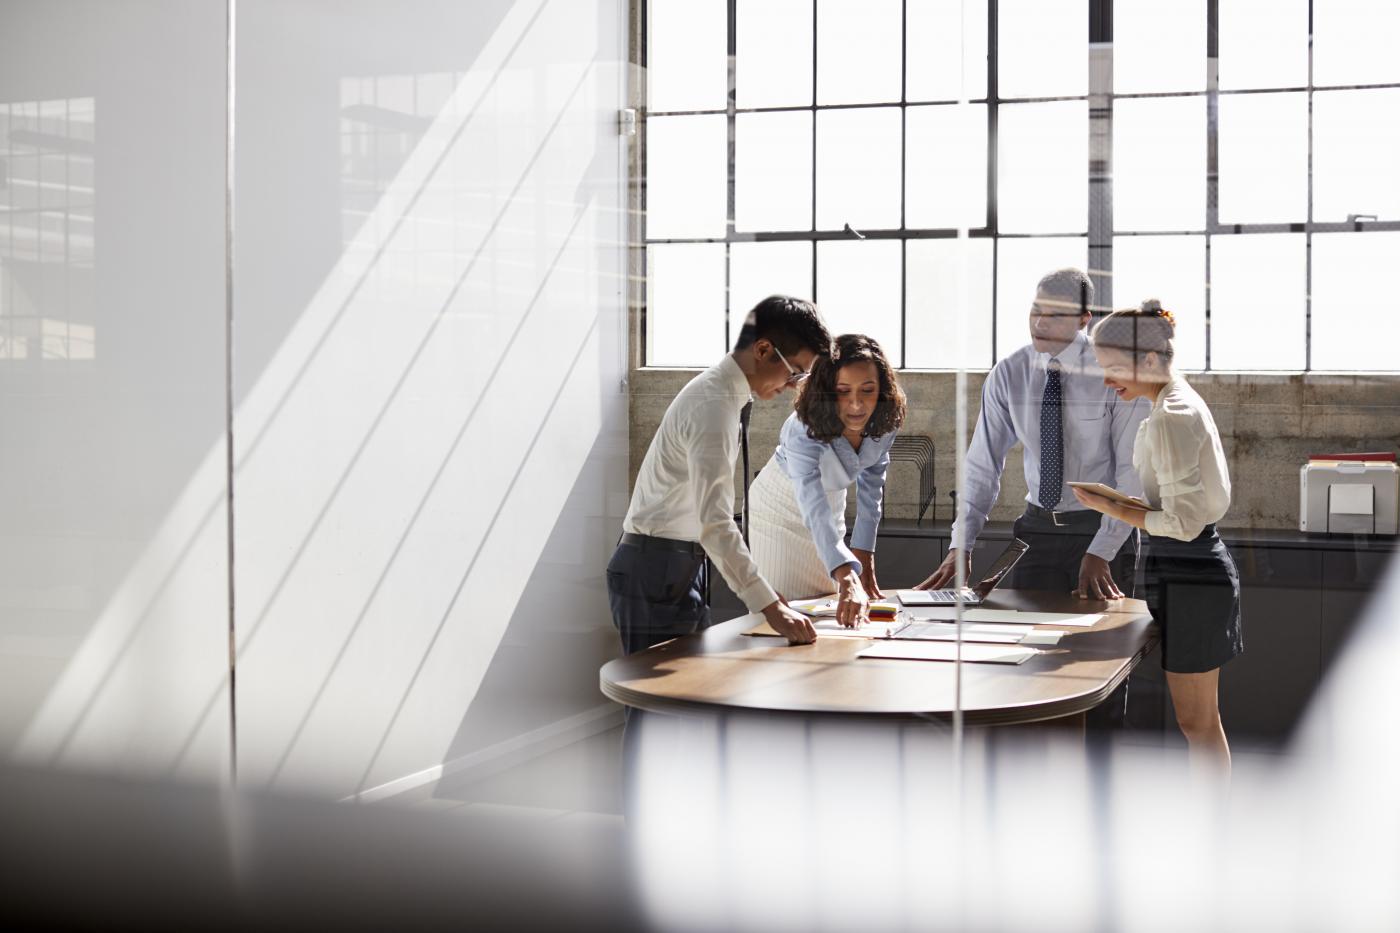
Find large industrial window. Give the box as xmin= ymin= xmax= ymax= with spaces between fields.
xmin=639 ymin=0 xmax=1400 ymax=372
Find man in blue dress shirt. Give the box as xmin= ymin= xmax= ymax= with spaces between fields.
xmin=919 ymin=268 xmax=1149 ymax=602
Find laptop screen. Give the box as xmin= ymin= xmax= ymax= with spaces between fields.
xmin=972 ymin=538 xmax=1030 ymax=597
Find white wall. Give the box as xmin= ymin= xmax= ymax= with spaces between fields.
xmin=228 ymin=0 xmax=628 ymax=798
xmin=0 ymin=0 xmax=232 ymax=780
xmin=0 ymin=0 xmax=628 ymax=797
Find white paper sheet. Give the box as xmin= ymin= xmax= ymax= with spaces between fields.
xmin=900 ymin=608 xmax=1103 ymax=627
xmin=894 ymin=622 xmax=1032 ymax=644
xmin=857 ymin=641 xmax=1036 ymax=664
xmin=811 ymin=618 xmax=903 ymax=639
xmin=1019 ymin=630 xmax=1067 ymax=646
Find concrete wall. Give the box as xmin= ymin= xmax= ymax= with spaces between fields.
xmin=630 ymin=368 xmax=1400 ymax=531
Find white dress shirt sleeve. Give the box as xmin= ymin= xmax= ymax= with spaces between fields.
xmin=1142 ymin=405 xmax=1212 ymax=542
xmin=1087 ymin=396 xmax=1150 ymax=561
xmin=951 ymin=365 xmax=1019 ymax=553
xmin=685 ymin=399 xmax=780 ymax=612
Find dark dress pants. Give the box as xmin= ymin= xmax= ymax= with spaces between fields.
xmin=605 ymin=538 xmax=711 ymax=656
xmin=1003 ymin=509 xmax=1140 ymax=732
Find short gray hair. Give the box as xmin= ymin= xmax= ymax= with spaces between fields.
xmin=1035 ymin=268 xmax=1094 ymax=316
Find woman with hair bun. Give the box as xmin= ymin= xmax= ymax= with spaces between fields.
xmin=1072 ymin=299 xmax=1242 ymax=778
xmin=748 ymin=333 xmax=907 ymax=628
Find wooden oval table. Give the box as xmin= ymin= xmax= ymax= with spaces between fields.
xmin=600 ymin=590 xmax=1158 ymax=726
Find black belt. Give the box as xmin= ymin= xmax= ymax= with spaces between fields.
xmin=618 ymin=532 xmax=705 ymax=557
xmin=1023 ymin=502 xmax=1102 ymax=527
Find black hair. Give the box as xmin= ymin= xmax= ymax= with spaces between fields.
xmin=732 ymin=295 xmax=834 ymax=359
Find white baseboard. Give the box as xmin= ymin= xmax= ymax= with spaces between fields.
xmin=345 ymin=701 xmax=623 ymax=804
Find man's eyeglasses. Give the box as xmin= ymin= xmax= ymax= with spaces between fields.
xmin=772 ymin=346 xmax=810 ymax=387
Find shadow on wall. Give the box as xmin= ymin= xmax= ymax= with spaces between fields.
xmin=10 ymin=0 xmax=627 ymax=800
xmin=442 ymin=427 xmax=626 ymax=772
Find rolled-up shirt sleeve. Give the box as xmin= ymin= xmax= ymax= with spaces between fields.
xmin=782 ymin=428 xmax=861 ymax=578
xmin=1088 ymin=396 xmax=1150 ymax=561
xmin=850 ymin=434 xmax=893 ymax=553
xmin=1143 ymin=409 xmax=1211 ymax=542
xmin=951 ymin=367 xmax=1018 ymax=553
xmin=686 ymin=400 xmax=779 ymax=612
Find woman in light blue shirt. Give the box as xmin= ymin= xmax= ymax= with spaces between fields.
xmin=748 ymin=334 xmax=907 ymax=624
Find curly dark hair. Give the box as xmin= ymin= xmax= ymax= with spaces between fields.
xmin=793 ymin=333 xmax=907 ymax=443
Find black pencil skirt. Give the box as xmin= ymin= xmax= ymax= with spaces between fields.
xmin=1143 ymin=523 xmax=1244 ymax=674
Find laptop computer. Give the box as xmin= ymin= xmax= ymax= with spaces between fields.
xmin=896 ymin=538 xmax=1030 ymax=607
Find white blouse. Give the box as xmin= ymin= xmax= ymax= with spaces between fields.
xmin=1134 ymin=376 xmax=1232 ymax=542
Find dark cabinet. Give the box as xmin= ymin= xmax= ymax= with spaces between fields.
xmin=1219 ymin=547 xmax=1324 ymax=742
xmin=1320 ymin=549 xmax=1396 ymax=677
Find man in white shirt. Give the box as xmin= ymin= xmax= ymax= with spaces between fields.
xmin=608 ymin=295 xmax=835 ymax=654
xmin=919 ymin=268 xmax=1149 ymax=600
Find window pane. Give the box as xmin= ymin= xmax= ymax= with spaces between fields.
xmin=816 ymin=240 xmax=903 ymax=361
xmin=737 ymin=0 xmax=813 ymax=108
xmin=647 ymin=243 xmax=726 ymax=366
xmin=1217 ymin=92 xmax=1306 ymax=225
xmin=997 ymin=100 xmax=1087 ymax=234
xmin=906 ymin=238 xmax=994 ymax=368
xmin=994 ymin=236 xmax=1087 ymax=360
xmin=816 ymin=0 xmax=903 ymax=105
xmin=1314 ymin=0 xmax=1400 ymax=87
xmin=998 ymin=0 xmax=1086 ymax=99
xmin=1113 ymin=0 xmax=1206 ymax=93
xmin=816 ymin=107 xmax=902 ymax=231
xmin=648 ymin=0 xmax=728 ymax=112
xmin=907 ymin=0 xmax=989 ymax=102
xmin=1208 ymin=234 xmax=1305 ymax=370
xmin=730 ymin=242 xmax=814 ymax=324
xmin=646 ymin=114 xmax=727 ymax=239
xmin=1311 ymin=232 xmax=1400 ymax=372
xmin=1218 ymin=0 xmax=1308 ymax=90
xmin=736 ymin=111 xmax=813 ymax=232
xmin=1111 ymin=235 xmax=1206 ymax=370
xmin=1113 ymin=96 xmax=1205 ymax=232
xmin=1313 ymin=89 xmax=1400 ymax=224
xmin=905 ymin=104 xmax=987 ymax=229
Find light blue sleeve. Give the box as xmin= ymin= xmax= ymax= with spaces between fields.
xmin=1087 ymin=394 xmax=1151 ymax=561
xmin=950 ymin=363 xmax=1019 ymax=552
xmin=780 ymin=419 xmax=861 ymax=578
xmin=850 ymin=432 xmax=894 ymax=553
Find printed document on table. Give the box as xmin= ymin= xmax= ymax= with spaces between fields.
xmin=811 ymin=618 xmax=904 ymax=639
xmin=900 ymin=608 xmax=1103 ymax=628
xmin=858 ymin=641 xmax=1037 ymax=664
xmin=894 ymin=622 xmax=1032 ymax=644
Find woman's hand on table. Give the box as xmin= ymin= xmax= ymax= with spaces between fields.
xmin=852 ymin=547 xmax=884 ymax=599
xmin=834 ymin=568 xmax=870 ymax=628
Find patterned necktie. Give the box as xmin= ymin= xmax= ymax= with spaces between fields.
xmin=739 ymin=400 xmax=753 ymax=546
xmin=1039 ymin=358 xmax=1063 ymax=510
